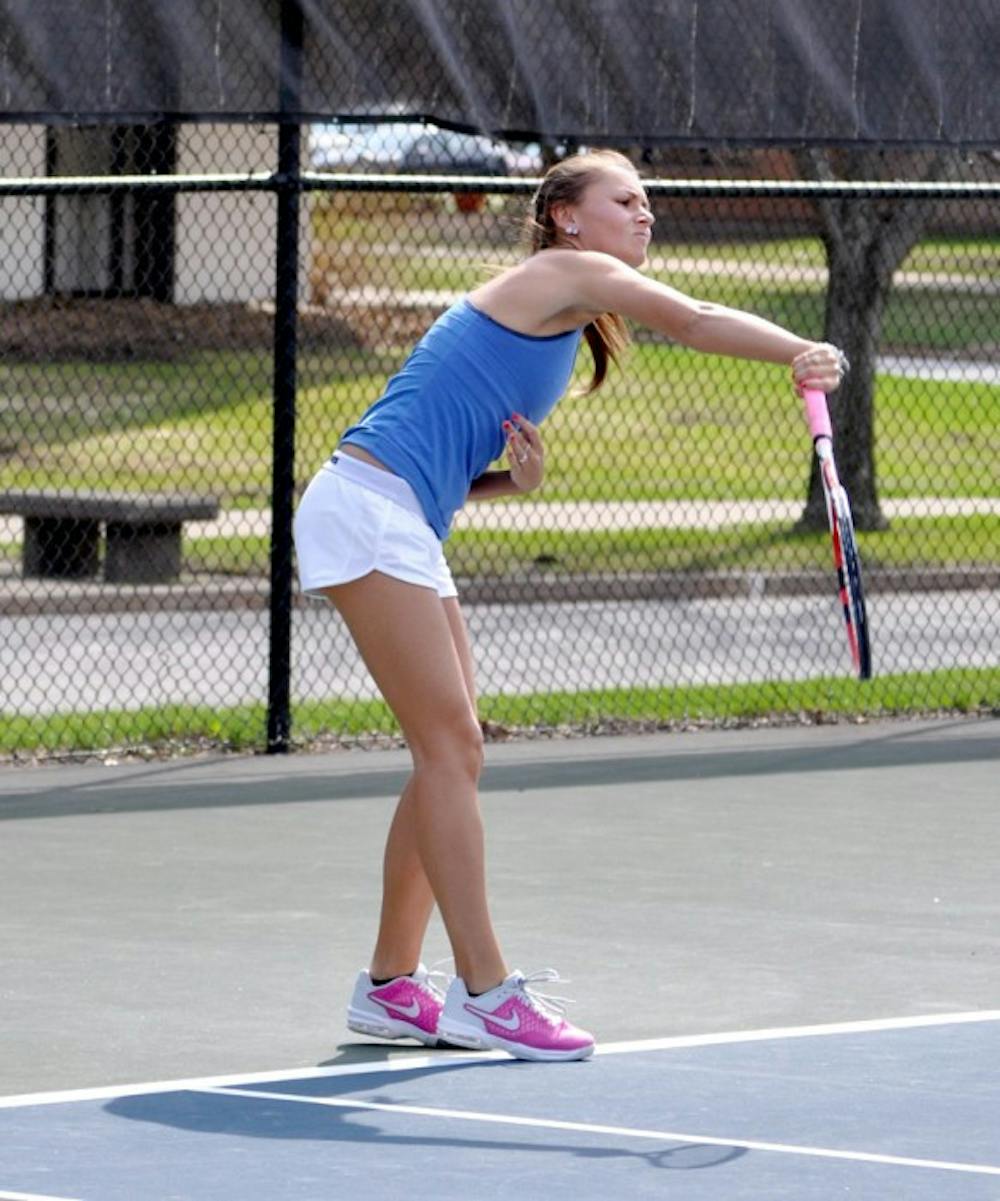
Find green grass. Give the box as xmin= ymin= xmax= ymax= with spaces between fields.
xmin=473 ymin=669 xmax=1000 ymax=734
xmin=0 ymin=703 xmax=269 ymax=757
xmin=446 ymin=517 xmax=1000 ymax=577
xmin=2 ymin=667 xmax=996 ymax=756
xmin=1 ymin=346 xmax=996 ymax=502
xmin=538 ymin=352 xmax=997 ymax=502
xmin=900 ymin=236 xmax=1000 ymax=276
xmin=0 ymin=351 xmax=273 ymax=449
xmin=664 ymin=282 xmax=1000 ymax=355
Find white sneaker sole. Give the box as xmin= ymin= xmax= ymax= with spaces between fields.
xmin=347 ymin=1007 xmax=439 ymax=1047
xmin=436 ymin=1016 xmax=594 ymax=1062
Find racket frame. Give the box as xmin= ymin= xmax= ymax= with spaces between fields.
xmin=815 ymin=438 xmax=872 ymax=679
xmin=802 ymin=387 xmax=872 ymax=681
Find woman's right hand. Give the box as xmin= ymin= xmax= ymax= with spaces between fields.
xmin=791 ymin=343 xmax=849 ymax=394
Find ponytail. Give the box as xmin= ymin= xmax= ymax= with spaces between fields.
xmin=582 ymin=313 xmax=630 ymax=393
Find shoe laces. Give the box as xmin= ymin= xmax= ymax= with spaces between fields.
xmin=425 ymin=957 xmax=455 ymax=1001
xmin=513 ymin=969 xmax=575 ymax=1019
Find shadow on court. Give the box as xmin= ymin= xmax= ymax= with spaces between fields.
xmin=103 ymin=1060 xmax=747 ymax=1174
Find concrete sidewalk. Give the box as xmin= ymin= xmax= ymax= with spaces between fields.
xmin=195 ymin=494 xmax=1000 ymax=537
xmin=3 ymin=495 xmax=998 ymax=545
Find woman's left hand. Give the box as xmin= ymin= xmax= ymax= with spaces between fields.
xmin=792 ymin=343 xmax=849 ymax=394
xmin=504 ymin=413 xmax=545 ymax=493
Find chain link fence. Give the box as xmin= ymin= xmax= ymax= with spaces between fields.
xmin=1 ymin=122 xmax=997 ymax=756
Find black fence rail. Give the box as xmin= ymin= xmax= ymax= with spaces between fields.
xmin=1 ymin=159 xmax=998 ymax=757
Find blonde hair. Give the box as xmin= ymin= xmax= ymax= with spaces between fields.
xmin=526 ymin=149 xmax=635 ymax=393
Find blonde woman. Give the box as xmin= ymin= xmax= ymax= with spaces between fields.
xmin=294 ymin=150 xmax=844 ymax=1061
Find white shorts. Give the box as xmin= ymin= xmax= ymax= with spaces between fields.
xmin=293 ymin=452 xmax=457 ymax=600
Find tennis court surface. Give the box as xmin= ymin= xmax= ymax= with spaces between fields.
xmin=2 ymin=717 xmax=998 ymax=1199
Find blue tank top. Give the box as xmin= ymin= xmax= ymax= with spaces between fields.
xmin=339 ymin=299 xmax=582 ymax=540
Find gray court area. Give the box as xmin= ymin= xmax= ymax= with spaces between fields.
xmin=2 ymin=717 xmax=998 ymax=1199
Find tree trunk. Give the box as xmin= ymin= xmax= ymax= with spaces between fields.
xmin=797 ymin=204 xmax=892 ymax=531
xmin=794 ymin=150 xmax=954 ymax=532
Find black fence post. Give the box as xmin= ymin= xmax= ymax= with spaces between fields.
xmin=266 ymin=0 xmax=304 ymax=754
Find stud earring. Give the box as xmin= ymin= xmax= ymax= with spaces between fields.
xmin=565 ymin=223 xmax=579 ymax=236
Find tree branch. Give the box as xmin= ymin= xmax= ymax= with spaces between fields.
xmin=878 ymin=150 xmax=965 ymax=279
xmin=794 ymin=147 xmax=843 ymax=254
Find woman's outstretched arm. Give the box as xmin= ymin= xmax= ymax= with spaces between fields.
xmin=540 ymin=249 xmax=844 ymax=392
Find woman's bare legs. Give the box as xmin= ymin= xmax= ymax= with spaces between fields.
xmin=321 ymin=572 xmax=507 ymax=994
xmin=361 ymin=597 xmax=478 ymax=980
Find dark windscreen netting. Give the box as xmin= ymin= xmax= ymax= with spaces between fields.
xmin=2 ymin=0 xmax=998 ymax=147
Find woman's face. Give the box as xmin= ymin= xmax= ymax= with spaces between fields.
xmin=558 ymin=166 xmax=654 ymax=268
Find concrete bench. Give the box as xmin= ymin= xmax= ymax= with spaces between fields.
xmin=0 ymin=490 xmax=220 ymax=584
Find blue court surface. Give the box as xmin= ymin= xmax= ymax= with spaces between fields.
xmin=3 ymin=1011 xmax=998 ymax=1201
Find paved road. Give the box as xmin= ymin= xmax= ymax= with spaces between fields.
xmin=3 ymin=588 xmax=996 ymax=715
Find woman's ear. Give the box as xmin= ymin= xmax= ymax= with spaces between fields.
xmin=549 ymin=201 xmax=575 ymax=235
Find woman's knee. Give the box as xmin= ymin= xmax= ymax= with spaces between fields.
xmin=412 ymin=714 xmax=484 ymax=780
xmin=444 ymin=717 xmax=485 ymax=779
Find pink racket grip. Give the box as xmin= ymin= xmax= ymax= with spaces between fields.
xmin=801 ymin=387 xmax=833 ymax=442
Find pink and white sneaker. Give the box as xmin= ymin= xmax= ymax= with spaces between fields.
xmin=437 ymin=969 xmax=595 ymax=1061
xmin=347 ymin=963 xmax=446 ymax=1047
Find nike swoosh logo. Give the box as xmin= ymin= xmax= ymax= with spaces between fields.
xmin=372 ymin=995 xmax=422 ymax=1020
xmin=464 ymin=1003 xmax=520 ymax=1033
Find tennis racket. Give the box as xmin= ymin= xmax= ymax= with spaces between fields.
xmin=802 ymin=387 xmax=872 ymax=680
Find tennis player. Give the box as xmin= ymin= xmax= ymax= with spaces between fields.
xmin=294 ymin=150 xmax=845 ymax=1061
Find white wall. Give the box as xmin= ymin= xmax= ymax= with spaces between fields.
xmin=174 ymin=124 xmax=278 ymax=305
xmin=0 ymin=126 xmax=47 ymax=299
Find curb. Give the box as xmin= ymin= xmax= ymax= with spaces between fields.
xmin=1 ymin=566 xmax=997 ymax=618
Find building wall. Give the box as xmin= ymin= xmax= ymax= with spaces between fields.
xmin=0 ymin=126 xmax=47 ymax=299
xmin=174 ymin=124 xmax=278 ymax=305
xmin=0 ymin=123 xmax=309 ymax=306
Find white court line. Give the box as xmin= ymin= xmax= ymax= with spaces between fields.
xmin=1 ymin=1008 xmax=998 ymax=1111
xmin=597 ymin=1007 xmax=1000 ymax=1056
xmin=201 ymin=1084 xmax=1000 ymax=1179
xmin=0 ymin=1191 xmax=83 ymax=1201
xmin=0 ymin=1051 xmax=499 ymax=1110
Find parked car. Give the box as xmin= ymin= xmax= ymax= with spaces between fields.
xmin=309 ymin=119 xmax=433 ymax=172
xmin=310 ymin=119 xmax=545 ymax=177
xmin=399 ymin=130 xmax=509 ymax=176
